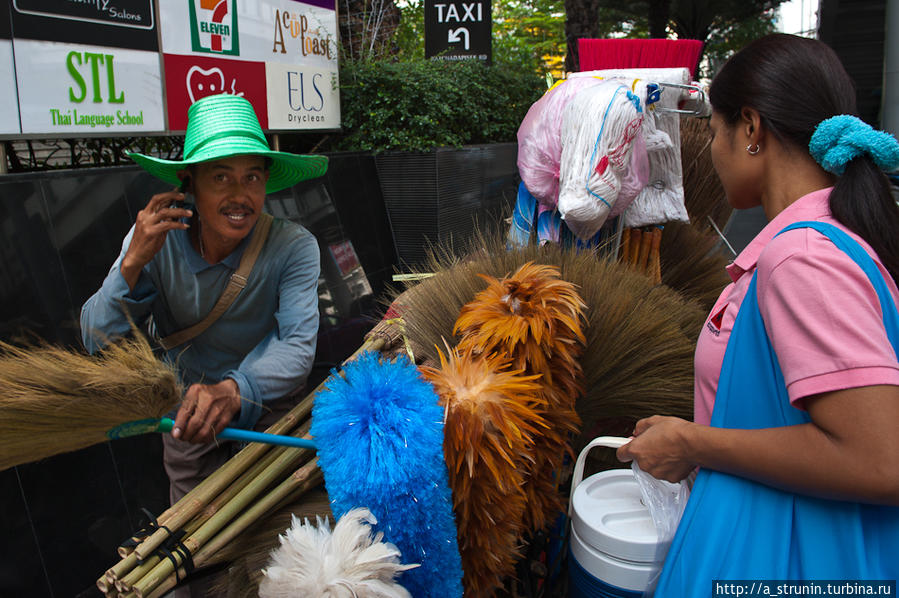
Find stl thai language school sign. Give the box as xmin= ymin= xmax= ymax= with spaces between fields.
xmin=10 ymin=0 xmax=164 ymax=135
xmin=424 ymin=0 xmax=492 ymax=64
xmin=159 ymin=0 xmax=340 ymax=132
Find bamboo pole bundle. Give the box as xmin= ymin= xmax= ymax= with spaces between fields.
xmin=141 ymin=461 xmax=324 ymax=598
xmin=103 ymin=426 xmax=317 ymax=596
xmin=109 ymin=421 xmax=313 ymax=594
xmin=99 ymin=338 xmax=384 ymax=597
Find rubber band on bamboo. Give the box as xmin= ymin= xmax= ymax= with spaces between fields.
xmin=118 ymin=507 xmax=168 ymax=553
xmin=157 ymin=529 xmax=195 ymax=583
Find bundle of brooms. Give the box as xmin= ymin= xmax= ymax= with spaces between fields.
xmin=205 ymin=123 xmax=732 ymax=594
xmin=92 ymin=113 xmax=731 ymax=596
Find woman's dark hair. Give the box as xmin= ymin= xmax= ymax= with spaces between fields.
xmin=710 ymin=33 xmax=899 ymax=285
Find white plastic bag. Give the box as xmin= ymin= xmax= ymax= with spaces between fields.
xmin=631 ymin=461 xmax=690 ymax=597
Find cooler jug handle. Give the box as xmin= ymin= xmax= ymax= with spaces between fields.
xmin=569 ymin=436 xmax=631 ymax=517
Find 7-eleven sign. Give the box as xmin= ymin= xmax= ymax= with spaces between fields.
xmin=189 ymin=0 xmax=240 ymax=55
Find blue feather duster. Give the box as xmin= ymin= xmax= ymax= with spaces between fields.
xmin=311 ymin=351 xmax=463 ymax=598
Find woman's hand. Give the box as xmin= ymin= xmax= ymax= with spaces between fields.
xmin=120 ymin=191 xmax=192 ymax=290
xmin=617 ymin=415 xmax=697 ymax=483
xmin=171 ymin=379 xmax=242 ymax=444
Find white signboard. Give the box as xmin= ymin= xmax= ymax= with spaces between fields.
xmin=265 ymin=62 xmax=339 ymax=129
xmin=14 ymin=40 xmax=165 ymax=135
xmin=158 ymin=0 xmax=339 ymax=131
xmin=159 ymin=0 xmax=337 ymax=65
xmin=0 ymin=41 xmax=20 ymax=134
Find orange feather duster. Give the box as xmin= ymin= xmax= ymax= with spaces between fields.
xmin=453 ymin=262 xmax=587 ymax=533
xmin=421 ymin=346 xmax=546 ymax=597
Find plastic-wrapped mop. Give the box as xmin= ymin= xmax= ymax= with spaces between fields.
xmin=572 ymin=67 xmax=705 ymax=228
xmin=516 ymin=76 xmax=608 ymax=207
xmin=557 ymin=80 xmax=646 ymax=240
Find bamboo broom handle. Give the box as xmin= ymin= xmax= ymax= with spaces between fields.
xmin=628 ymin=229 xmax=643 ymax=267
xmin=132 ymin=394 xmax=314 ymax=560
xmin=102 ymin=550 xmax=139 ymax=588
xmin=132 ymin=458 xmax=320 ymax=598
xmin=142 ymin=461 xmax=324 ymax=598
xmin=649 ymin=228 xmax=662 ymax=284
xmin=131 ymin=435 xmax=280 ymax=561
xmin=116 ymin=499 xmax=180 ymax=558
xmin=191 ymin=463 xmax=322 ymax=574
xmin=620 ymin=228 xmax=631 ymax=263
xmin=637 ymin=227 xmax=653 ymax=272
xmin=116 ymin=556 xmax=159 ymax=593
xmin=114 ymin=435 xmax=289 ymax=597
xmin=130 ymin=448 xmax=316 ymax=597
xmin=109 ymin=436 xmax=315 ymax=588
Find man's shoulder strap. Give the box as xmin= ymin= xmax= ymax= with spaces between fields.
xmin=158 ymin=213 xmax=274 ymax=351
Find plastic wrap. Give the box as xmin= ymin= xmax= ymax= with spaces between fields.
xmin=516 ymin=77 xmax=608 ymax=207
xmin=632 ymin=461 xmax=690 ymax=597
xmin=557 ymin=81 xmax=645 ymax=240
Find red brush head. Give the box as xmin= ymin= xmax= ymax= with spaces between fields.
xmin=578 ymin=38 xmax=704 ymax=78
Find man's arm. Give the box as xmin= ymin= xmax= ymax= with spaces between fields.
xmin=81 ymin=191 xmax=191 ymax=353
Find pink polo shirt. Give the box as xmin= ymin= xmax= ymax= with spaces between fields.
xmin=694 ymin=187 xmax=899 ymax=425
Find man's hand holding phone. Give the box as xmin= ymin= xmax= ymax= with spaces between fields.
xmin=120 ymin=188 xmax=193 ymax=291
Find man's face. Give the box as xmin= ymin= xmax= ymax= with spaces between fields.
xmin=188 ymin=155 xmax=269 ymax=245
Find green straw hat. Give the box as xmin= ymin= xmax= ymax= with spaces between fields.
xmin=128 ymin=94 xmax=328 ymax=193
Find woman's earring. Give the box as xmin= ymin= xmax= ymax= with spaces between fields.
xmin=746 ymin=143 xmax=760 ymax=155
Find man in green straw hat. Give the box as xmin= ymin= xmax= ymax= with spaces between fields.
xmin=81 ymin=94 xmax=327 ymax=510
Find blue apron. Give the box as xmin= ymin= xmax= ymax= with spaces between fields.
xmin=655 ymin=221 xmax=899 ymax=596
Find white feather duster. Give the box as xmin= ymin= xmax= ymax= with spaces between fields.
xmin=259 ymin=508 xmax=419 ymax=598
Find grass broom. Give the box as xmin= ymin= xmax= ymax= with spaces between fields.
xmin=0 ymin=333 xmax=180 ymax=472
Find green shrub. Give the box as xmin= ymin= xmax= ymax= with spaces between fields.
xmin=322 ymin=58 xmax=545 ymax=152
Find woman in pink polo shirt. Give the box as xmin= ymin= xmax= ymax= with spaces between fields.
xmin=617 ymin=34 xmax=899 ymax=592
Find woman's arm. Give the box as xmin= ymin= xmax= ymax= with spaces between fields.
xmin=617 ymin=384 xmax=899 ymax=505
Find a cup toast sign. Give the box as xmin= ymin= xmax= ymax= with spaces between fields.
xmin=265 ymin=0 xmax=339 ymax=129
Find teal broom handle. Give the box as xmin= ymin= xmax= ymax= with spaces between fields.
xmin=156 ymin=418 xmax=316 ymax=450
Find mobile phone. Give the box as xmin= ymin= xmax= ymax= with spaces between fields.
xmin=171 ymin=177 xmax=195 ymax=211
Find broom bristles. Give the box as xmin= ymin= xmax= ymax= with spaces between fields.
xmin=389 ymin=235 xmax=704 ymax=454
xmin=0 ymin=333 xmax=181 ymax=471
xmin=680 ymin=116 xmax=731 ymax=230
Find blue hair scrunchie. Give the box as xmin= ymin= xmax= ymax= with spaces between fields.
xmin=809 ymin=115 xmax=899 ymax=175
